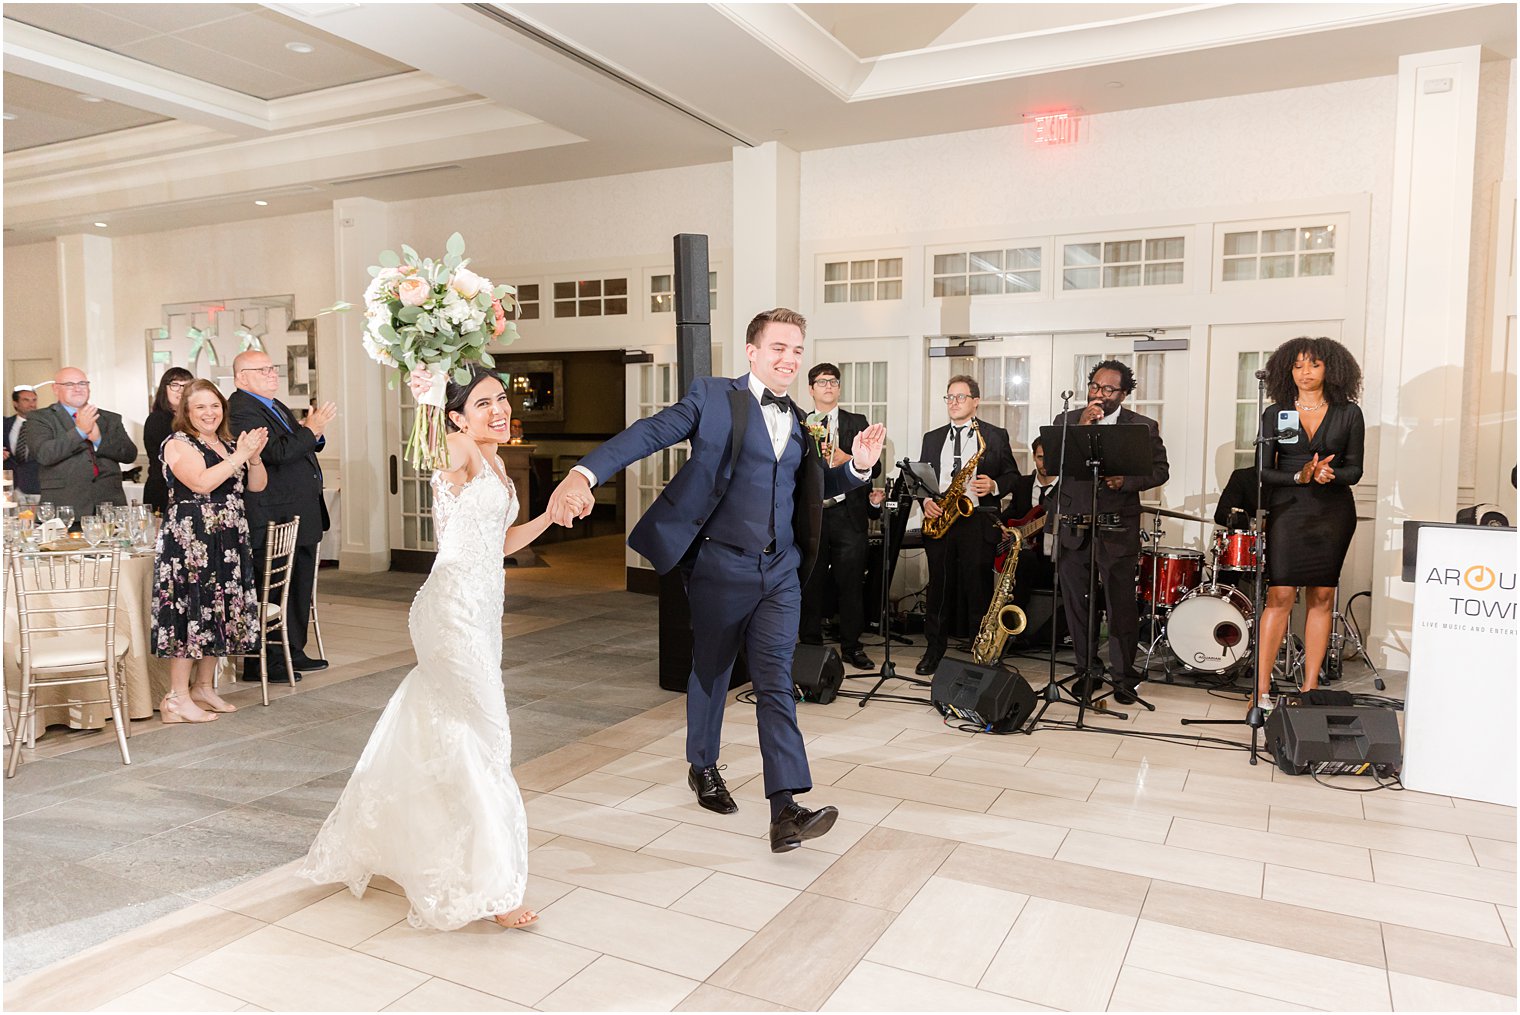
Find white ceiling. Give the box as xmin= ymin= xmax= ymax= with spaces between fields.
xmin=2 ymin=2 xmax=1514 ymax=245
xmin=1 ymin=71 xmax=169 ymax=152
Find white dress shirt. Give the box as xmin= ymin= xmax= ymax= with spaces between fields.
xmin=936 ymin=421 xmax=995 ymax=507
xmin=1098 ymin=405 xmax=1121 ymax=425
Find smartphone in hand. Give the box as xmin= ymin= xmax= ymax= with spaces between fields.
xmin=1276 ymin=408 xmax=1300 ymax=444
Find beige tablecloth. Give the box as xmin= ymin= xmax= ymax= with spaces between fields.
xmin=5 ymin=552 xmax=229 ymax=731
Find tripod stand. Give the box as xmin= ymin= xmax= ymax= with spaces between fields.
xmin=858 ymin=464 xmax=935 ymax=709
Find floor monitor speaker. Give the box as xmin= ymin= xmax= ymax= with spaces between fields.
xmin=1265 ymin=704 xmax=1402 ymax=777
xmin=930 ymin=660 xmax=1036 ymax=733
xmin=792 ymin=644 xmax=845 ymax=704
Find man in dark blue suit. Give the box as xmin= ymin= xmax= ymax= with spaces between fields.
xmin=551 ymin=308 xmax=886 ymax=852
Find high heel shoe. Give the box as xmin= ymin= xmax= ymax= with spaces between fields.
xmin=189 ymin=690 xmax=237 ymax=714
xmin=161 ymin=692 xmax=218 ymax=724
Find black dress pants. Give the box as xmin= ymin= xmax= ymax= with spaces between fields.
xmin=1056 ymin=537 xmax=1140 ymax=679
xmin=800 ymin=505 xmax=869 ymax=651
xmin=924 ymin=511 xmax=997 ymax=651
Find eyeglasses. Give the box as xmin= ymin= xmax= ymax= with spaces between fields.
xmin=811 ymin=378 xmax=840 ymax=388
xmin=55 ymin=381 xmax=91 ymax=390
xmin=944 ymin=393 xmax=975 ymax=404
xmin=1087 ymin=382 xmax=1123 ymax=397
xmin=237 ymin=366 xmax=279 ymax=376
xmin=166 ymin=381 xmax=189 ymax=392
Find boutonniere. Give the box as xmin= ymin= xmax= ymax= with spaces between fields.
xmin=804 ymin=413 xmax=832 ymax=459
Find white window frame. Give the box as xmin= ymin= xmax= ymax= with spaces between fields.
xmin=646 ymin=268 xmax=719 ymax=317
xmin=815 ymin=249 xmax=907 ymax=307
xmin=1055 ymin=227 xmax=1189 ymax=297
xmin=512 ymin=280 xmax=541 ymax=321
xmin=549 ymin=275 xmax=631 ymax=319
xmin=1212 ymin=213 xmax=1350 ymax=292
xmin=925 ymin=239 xmax=1049 ymax=303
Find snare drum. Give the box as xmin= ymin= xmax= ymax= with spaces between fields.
xmin=1214 ymin=529 xmax=1259 ymax=572
xmin=1166 ymin=584 xmax=1254 ymax=672
xmin=1137 ymin=547 xmax=1204 ymax=610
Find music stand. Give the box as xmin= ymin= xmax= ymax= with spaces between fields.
xmin=857 ymin=460 xmax=940 ymax=709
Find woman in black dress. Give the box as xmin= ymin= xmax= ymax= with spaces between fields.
xmin=142 ymin=367 xmax=194 ymax=514
xmin=1256 ymin=337 xmax=1364 ymax=707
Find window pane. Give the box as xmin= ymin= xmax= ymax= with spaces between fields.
xmin=708 ymin=271 xmax=717 ymax=289
xmin=1136 ymin=353 xmax=1163 ymax=397
xmin=968 ymin=273 xmax=1001 ymax=296
xmin=604 ymin=278 xmax=627 ymax=297
xmin=1222 ymin=258 xmax=1257 ymax=282
xmin=518 ymin=283 xmax=539 ymax=300
xmin=1223 ymin=232 xmax=1257 ymax=256
xmin=1006 ymin=404 xmax=1028 ymax=448
xmin=1144 ymin=262 xmax=1184 ymax=285
xmin=1064 ymin=242 xmax=1101 ymax=266
xmin=824 ymin=283 xmax=848 ymax=304
xmin=1006 ymin=357 xmax=1029 ymax=402
xmin=1299 ymin=252 xmax=1334 ymax=277
xmin=1063 ymin=267 xmax=1100 ymax=290
xmin=934 ymin=253 xmax=967 ymax=275
xmin=850 ymin=281 xmax=874 ymax=301
xmin=651 ymin=274 xmax=671 ymax=293
xmin=651 ymin=294 xmax=672 ymax=313
xmin=1006 ymin=270 xmax=1040 ymax=293
xmin=939 ymin=275 xmax=968 ymax=297
xmin=639 ymin=365 xmax=652 ymax=403
xmin=579 ymin=279 xmax=602 ymax=297
xmin=605 ymin=297 xmax=627 ymax=315
xmin=1236 ymin=351 xmax=1261 ymax=399
xmin=553 ymin=281 xmax=575 ymax=300
xmin=851 ymin=259 xmax=875 ymax=280
xmin=969 ymin=249 xmax=1003 ymax=272
xmin=1236 ymin=402 xmax=1259 ymax=451
xmin=1007 ymin=247 xmax=1042 ymax=270
xmin=1301 ymin=225 xmax=1335 ymax=250
xmin=824 ymin=261 xmax=847 ymax=282
xmin=579 ymin=300 xmax=602 ymax=316
xmin=518 ymin=303 xmax=539 ymax=320
xmin=877 ymin=280 xmax=902 ymax=300
xmin=979 ymin=359 xmax=999 ymax=402
xmin=1146 ymin=237 xmax=1185 ymax=261
xmin=554 ymin=300 xmax=575 ymax=318
xmin=878 ymin=258 xmax=903 ymax=278
xmin=1104 ymin=239 xmax=1142 ymax=263
xmin=872 ymin=362 xmax=887 ymax=402
xmin=1104 ymin=264 xmax=1142 ymax=287
xmin=1261 ymin=254 xmax=1295 ymax=279
xmin=1261 ymin=228 xmax=1295 ymax=253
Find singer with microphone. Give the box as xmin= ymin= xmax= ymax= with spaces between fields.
xmin=1254 ymin=337 xmax=1364 ymax=711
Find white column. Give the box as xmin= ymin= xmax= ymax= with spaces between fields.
xmin=1371 ymin=46 xmax=1484 ymax=670
xmin=731 ymin=142 xmax=800 ymax=372
xmin=54 ymin=233 xmax=123 ymax=411
xmin=332 ymin=197 xmax=391 ymax=573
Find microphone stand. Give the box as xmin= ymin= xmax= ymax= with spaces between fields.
xmin=858 ymin=461 xmax=934 ymax=709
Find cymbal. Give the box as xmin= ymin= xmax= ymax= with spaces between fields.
xmin=1141 ymin=505 xmax=1208 ymax=523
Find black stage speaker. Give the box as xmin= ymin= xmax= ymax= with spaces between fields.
xmin=1265 ymin=704 xmax=1403 ymax=777
xmin=930 ymin=660 xmax=1037 ymax=733
xmin=793 ymin=644 xmax=845 ymax=704
xmin=673 ymin=233 xmax=711 ymax=325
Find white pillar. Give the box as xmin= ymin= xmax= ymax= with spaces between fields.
xmin=54 ymin=233 xmax=123 ymax=412
xmin=332 ymin=198 xmax=391 ymax=573
xmin=731 ymin=142 xmax=800 ymax=373
xmin=1371 ymin=46 xmax=1484 ymax=670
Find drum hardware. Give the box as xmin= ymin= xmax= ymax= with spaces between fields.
xmin=1141 ymin=504 xmax=1210 ymax=523
xmin=1213 ymin=529 xmax=1259 ymax=572
xmin=1324 ymin=588 xmax=1383 ymax=689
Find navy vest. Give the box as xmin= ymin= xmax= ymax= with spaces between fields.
xmin=702 ymin=397 xmax=802 ymax=555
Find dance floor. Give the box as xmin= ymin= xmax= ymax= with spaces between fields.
xmin=4 ymin=536 xmax=1515 ymax=1011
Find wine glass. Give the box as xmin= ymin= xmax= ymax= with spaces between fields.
xmin=35 ymin=503 xmax=55 ymax=525
xmin=56 ymin=505 xmax=75 ymax=532
xmin=81 ymin=515 xmax=106 ymax=550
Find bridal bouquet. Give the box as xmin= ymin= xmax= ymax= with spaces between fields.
xmin=329 ymin=232 xmax=518 ymax=471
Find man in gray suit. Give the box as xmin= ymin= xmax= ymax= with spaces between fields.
xmin=24 ymin=367 xmax=137 ymax=525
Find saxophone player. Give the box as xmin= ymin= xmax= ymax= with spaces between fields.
xmin=915 ymin=375 xmax=1021 ymax=676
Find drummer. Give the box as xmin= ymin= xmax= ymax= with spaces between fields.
xmin=1213 ymin=465 xmax=1260 ymax=593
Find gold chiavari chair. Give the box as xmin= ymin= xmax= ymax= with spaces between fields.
xmin=226 ymin=518 xmax=301 ymax=708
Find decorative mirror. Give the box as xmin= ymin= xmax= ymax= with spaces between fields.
xmin=501 ymin=360 xmax=564 ymax=422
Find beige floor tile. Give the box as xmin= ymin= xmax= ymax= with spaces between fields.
xmin=1058 ymin=829 xmax=1264 ymax=896
xmin=528 ymin=793 xmax=678 ymax=850
xmin=524 ymin=872 xmax=579 ymax=912
xmin=274 ymin=884 xmax=412 ymax=948
xmin=1126 ymin=919 xmax=1391 ymax=1010
xmin=823 ymin=961 xmax=1053 ymax=1011
xmin=1107 ymin=966 xmax=1313 ymax=1012
xmin=1387 ymin=971 xmax=1517 ymax=1012
xmin=938 ymin=840 xmax=1151 ymax=917
xmin=536 ymin=954 xmax=698 ymax=1011
xmin=1139 ymin=880 xmax=1386 ymax=967
xmin=978 ymin=897 xmax=1135 ymax=1011
xmin=879 ymin=798 xmax=1069 ymax=857
xmin=617 ymin=781 xmax=770 ymax=837
xmin=674 ymin=984 xmax=795 ymax=1011
xmin=1269 ymin=807 xmax=1478 ymax=863
xmin=552 ymin=770 xmax=653 ymax=807
xmin=1456 ymin=796 xmax=1516 ymax=813
xmin=1262 ymin=864 xmax=1509 ymax=943
xmin=595 ymin=749 xmax=693 ymax=783
xmin=529 ymin=886 xmax=752 ymax=980
xmin=1023 ymin=728 xmax=1126 ymax=758
xmin=805 ymin=755 xmax=858 ymax=785
xmin=833 ymin=764 xmax=1002 ymax=812
xmin=93 ymin=973 xmax=247 ymax=1012
xmin=1381 ymin=923 xmax=1518 ymax=996
xmin=1183 ymin=769 xmax=1364 ymax=817
xmin=382 ymin=977 xmax=531 ymax=1011
xmin=865 ymin=876 xmax=1028 ymax=985
xmin=1372 ymin=848 xmax=1518 ymax=904
xmin=519 ymin=836 xmax=713 ymax=907
xmin=1501 ymin=905 xmax=1517 ymax=946
xmin=640 ymin=822 xmax=840 ymax=890
xmin=1363 ymin=795 xmax=1517 ymax=841
xmin=933 ymin=754 xmax=1099 ymax=801
xmin=582 ymin=714 xmax=688 ymax=751
xmin=669 ymin=871 xmax=799 ymax=931
xmin=177 ymin=924 xmax=428 ymax=1011
xmin=803 ymin=734 xmax=947 ymax=775
xmin=207 ymin=862 xmax=345 ymax=924
xmin=4 ymin=904 xmax=264 ymax=1012
xmin=803 ymin=816 xmax=875 ymax=856
xmin=515 ymin=742 xmax=630 ymax=793
xmin=988 ymin=786 xmax=1175 ymax=842
xmin=1091 ymin=778 xmax=1271 ymax=831
xmin=807 ymin=825 xmax=957 ymax=911
xmin=1471 ymin=835 xmax=1518 ymax=871
xmin=356 ymin=919 xmax=596 ymax=1007
xmin=729 ymin=775 xmax=905 ymax=825
xmin=708 ymin=893 xmax=895 ymax=1010
xmin=1166 ymin=816 xmax=1374 ymax=880
xmin=1025 ymin=749 xmax=1190 ymax=791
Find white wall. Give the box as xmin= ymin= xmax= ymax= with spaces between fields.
xmin=3 ymin=241 xmax=63 ymax=387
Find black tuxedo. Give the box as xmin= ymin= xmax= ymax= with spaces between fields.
xmin=1051 ymin=407 xmax=1169 ymax=680
xmin=918 ymin=418 xmax=1021 ymax=651
xmin=4 ymin=414 xmax=40 ymax=495
xmin=229 ymin=389 xmax=329 ymax=672
xmin=1003 ymin=473 xmax=1059 ymax=599
xmin=800 ymin=407 xmax=878 ymax=653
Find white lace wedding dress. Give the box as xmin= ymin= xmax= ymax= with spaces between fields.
xmin=301 ymin=450 xmax=529 ymax=930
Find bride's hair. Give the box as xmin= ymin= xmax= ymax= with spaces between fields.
xmin=444 ymin=366 xmax=506 ymax=431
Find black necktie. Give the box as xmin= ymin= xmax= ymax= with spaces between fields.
xmin=952 ymin=426 xmax=963 ymax=472
xmin=1039 ymin=483 xmax=1052 ymax=505
xmin=761 ymin=390 xmax=791 ymax=413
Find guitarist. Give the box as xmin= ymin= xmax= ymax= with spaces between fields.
xmin=1001 ymin=436 xmax=1058 ymax=598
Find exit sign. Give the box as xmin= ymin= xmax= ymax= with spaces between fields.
xmin=1031 ymin=112 xmax=1081 ymax=146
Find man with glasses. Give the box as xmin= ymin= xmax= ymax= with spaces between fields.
xmin=24 ymin=367 xmax=137 ymax=524
xmin=5 ymin=385 xmax=41 ymax=496
xmin=799 ymin=363 xmax=879 ymax=670
xmin=230 ymin=350 xmax=338 ymax=683
xmin=1053 ymin=360 xmax=1169 ymax=704
xmin=914 ymin=375 xmax=1020 ymax=676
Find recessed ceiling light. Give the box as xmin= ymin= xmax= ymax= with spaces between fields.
xmin=79 ymin=94 xmax=104 ymax=103
xmin=285 ymin=41 xmax=314 ymax=54
xmin=2 ymin=113 xmax=15 ymax=121
xmin=93 ymin=222 xmax=108 ymax=228
xmin=254 ymin=200 xmax=269 ymax=206
xmin=1106 ymin=81 xmax=1124 ymax=89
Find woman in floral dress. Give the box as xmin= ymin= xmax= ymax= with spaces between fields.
xmin=150 ymin=379 xmax=269 ymax=724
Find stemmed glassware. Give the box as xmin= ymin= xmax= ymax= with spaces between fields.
xmin=55 ymin=505 xmax=76 ymax=533
xmin=35 ymin=503 xmax=55 ymax=526
xmin=81 ymin=515 xmax=107 ymax=551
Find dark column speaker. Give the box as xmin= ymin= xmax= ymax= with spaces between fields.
xmin=792 ymin=644 xmax=844 ymax=704
xmin=673 ymin=233 xmax=711 ymax=325
xmin=930 ymin=660 xmax=1037 ymax=733
xmin=1265 ymin=705 xmax=1403 ymax=777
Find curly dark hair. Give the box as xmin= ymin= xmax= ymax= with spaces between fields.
xmin=1263 ymin=336 xmax=1362 ymax=405
xmin=1087 ymin=359 xmax=1135 ymax=394
xmin=444 ymin=366 xmax=507 ymax=432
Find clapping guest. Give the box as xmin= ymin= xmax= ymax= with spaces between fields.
xmin=4 ymin=386 xmax=40 ymax=496
xmin=24 ymin=367 xmax=138 ymax=524
xmin=151 ymin=380 xmax=268 ymax=723
xmin=142 ymin=368 xmax=194 ymax=514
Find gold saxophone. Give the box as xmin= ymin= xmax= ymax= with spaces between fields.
xmin=923 ymin=420 xmax=983 ymax=540
xmin=972 ymin=526 xmax=1029 ymax=665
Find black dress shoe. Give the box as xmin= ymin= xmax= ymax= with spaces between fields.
xmin=1112 ymin=673 xmax=1143 ymax=705
xmin=687 ymin=765 xmax=737 ymax=814
xmin=291 ymin=654 xmax=329 ymax=672
xmin=843 ymin=647 xmax=873 ymax=670
xmin=242 ymin=667 xmax=299 ymax=684
xmin=914 ymin=644 xmax=944 ymax=676
xmin=770 ymin=802 xmax=839 ymax=853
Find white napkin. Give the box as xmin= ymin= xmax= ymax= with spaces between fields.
xmin=38 ymin=518 xmax=67 ymax=542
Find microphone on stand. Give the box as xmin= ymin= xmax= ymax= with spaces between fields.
xmin=1254 ymin=369 xmax=1268 ymax=380
xmin=1060 ymin=390 xmax=1075 ymax=401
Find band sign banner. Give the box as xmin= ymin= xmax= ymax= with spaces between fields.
xmin=1404 ymin=525 xmax=1516 ymax=804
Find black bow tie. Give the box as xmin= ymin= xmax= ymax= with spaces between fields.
xmin=761 ymin=390 xmax=792 ymax=412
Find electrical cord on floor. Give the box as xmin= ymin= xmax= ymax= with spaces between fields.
xmin=1310 ymin=770 xmax=1405 ymax=792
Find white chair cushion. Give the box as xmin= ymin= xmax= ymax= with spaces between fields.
xmin=262 ymin=602 xmax=282 ymax=620
xmin=21 ymin=633 xmax=131 ymax=670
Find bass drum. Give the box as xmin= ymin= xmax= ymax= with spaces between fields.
xmin=1166 ymin=585 xmax=1254 ymax=673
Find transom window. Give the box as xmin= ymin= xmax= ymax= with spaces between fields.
xmin=1063 ymin=237 xmax=1184 ymax=290
xmin=824 ymin=258 xmax=903 ymax=303
xmin=553 ymin=277 xmax=628 ymax=318
xmin=514 ymin=283 xmax=539 ymax=321
xmin=1222 ymin=224 xmax=1335 ymax=281
xmin=933 ymin=247 xmax=1042 ymax=298
xmin=650 ymin=272 xmax=718 ymax=314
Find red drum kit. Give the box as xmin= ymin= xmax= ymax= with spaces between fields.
xmin=1138 ymin=506 xmax=1257 ymax=677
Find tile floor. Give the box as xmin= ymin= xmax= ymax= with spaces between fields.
xmin=5 ymin=536 xmax=1516 ymax=1011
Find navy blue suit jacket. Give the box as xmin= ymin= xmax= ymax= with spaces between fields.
xmin=578 ymin=374 xmax=866 ymax=579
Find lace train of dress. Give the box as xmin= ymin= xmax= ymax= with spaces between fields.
xmin=301 ymin=453 xmax=527 ymax=930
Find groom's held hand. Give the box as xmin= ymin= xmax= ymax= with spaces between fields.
xmin=851 ymin=423 xmax=887 ymax=471
xmin=549 ymin=471 xmax=594 ymax=526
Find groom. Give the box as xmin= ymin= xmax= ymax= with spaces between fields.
xmin=550 ymin=308 xmax=886 ymax=852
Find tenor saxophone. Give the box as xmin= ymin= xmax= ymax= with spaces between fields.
xmin=923 ymin=420 xmax=984 ymax=540
xmin=972 ymin=524 xmax=1028 ymax=665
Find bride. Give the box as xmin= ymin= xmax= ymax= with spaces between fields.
xmin=302 ymin=366 xmax=556 ymax=930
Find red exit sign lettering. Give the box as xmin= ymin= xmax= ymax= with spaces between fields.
xmin=1031 ymin=113 xmax=1081 ymax=146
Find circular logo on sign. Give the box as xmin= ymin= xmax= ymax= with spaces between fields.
xmin=1464 ymin=565 xmax=1496 ymax=591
